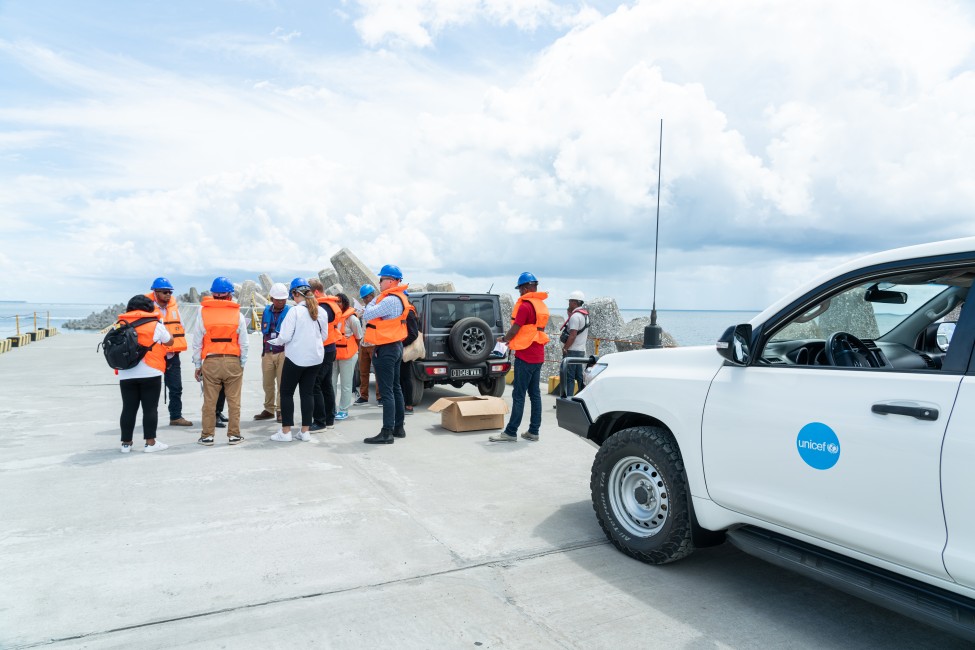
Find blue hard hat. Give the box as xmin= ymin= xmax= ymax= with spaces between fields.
xmin=377 ymin=264 xmax=403 ymax=280
xmin=359 ymin=284 xmax=376 ymax=300
xmin=151 ymin=277 xmax=174 ymax=291
xmin=515 ymin=272 xmax=538 ymax=288
xmin=289 ymin=277 xmax=311 ymax=293
xmin=210 ymin=277 xmax=234 ymax=294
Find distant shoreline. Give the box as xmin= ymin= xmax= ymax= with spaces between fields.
xmin=0 ymin=300 xmax=27 ymax=303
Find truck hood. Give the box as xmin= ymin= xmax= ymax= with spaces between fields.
xmin=589 ymin=345 xmax=725 ymax=385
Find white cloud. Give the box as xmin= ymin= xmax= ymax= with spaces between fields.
xmin=271 ymin=27 xmax=301 ymax=42
xmin=1 ymin=0 xmax=974 ymax=309
xmin=351 ymin=0 xmax=595 ymax=48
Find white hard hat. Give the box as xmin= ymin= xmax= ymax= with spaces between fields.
xmin=269 ymin=282 xmax=289 ymax=300
xmin=568 ymin=290 xmax=585 ymax=302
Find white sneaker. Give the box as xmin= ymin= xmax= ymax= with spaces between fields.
xmin=144 ymin=441 xmax=169 ymax=453
xmin=270 ymin=430 xmax=293 ymax=442
xmin=298 ymin=430 xmax=312 ymax=441
xmin=489 ymin=432 xmax=517 ymax=442
xmin=120 ymin=443 xmax=132 ymax=454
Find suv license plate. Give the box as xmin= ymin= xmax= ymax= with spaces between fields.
xmin=451 ymin=368 xmax=483 ymax=378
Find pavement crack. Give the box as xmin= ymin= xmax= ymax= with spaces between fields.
xmin=16 ymin=538 xmax=609 ymax=649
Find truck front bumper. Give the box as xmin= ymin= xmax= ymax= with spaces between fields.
xmin=555 ymin=396 xmax=593 ymax=440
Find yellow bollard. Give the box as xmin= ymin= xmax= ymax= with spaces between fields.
xmin=15 ymin=314 xmax=20 ymax=336
xmin=594 ymin=338 xmax=600 ymax=355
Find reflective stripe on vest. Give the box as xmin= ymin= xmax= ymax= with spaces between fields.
xmin=363 ymin=285 xmax=409 ymax=346
xmin=200 ymin=297 xmax=241 ymax=359
xmin=119 ymin=308 xmax=166 ymax=373
xmin=509 ymin=292 xmax=550 ymax=351
xmin=335 ymin=307 xmax=359 ymax=360
xmin=145 ymin=292 xmax=187 ymax=353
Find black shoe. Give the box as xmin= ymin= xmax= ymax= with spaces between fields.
xmin=392 ymin=426 xmax=405 ymax=439
xmin=363 ymin=428 xmax=395 ymax=444
xmin=216 ymin=412 xmax=228 ymax=423
xmin=309 ymin=423 xmax=326 ymax=432
xmin=215 ymin=421 xmax=226 ymax=428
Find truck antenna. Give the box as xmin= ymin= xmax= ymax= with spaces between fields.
xmin=643 ymin=118 xmax=664 ymax=349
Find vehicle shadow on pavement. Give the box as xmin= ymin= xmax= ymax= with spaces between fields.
xmin=532 ymin=499 xmax=605 ymax=543
xmin=542 ymin=535 xmax=968 ymax=649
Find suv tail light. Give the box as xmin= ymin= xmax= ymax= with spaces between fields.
xmin=490 ymin=362 xmax=511 ymax=373
xmin=425 ymin=365 xmax=448 ymax=376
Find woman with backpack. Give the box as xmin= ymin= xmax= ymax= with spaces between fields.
xmin=266 ymin=278 xmax=329 ymax=442
xmin=116 ymin=294 xmax=174 ymax=453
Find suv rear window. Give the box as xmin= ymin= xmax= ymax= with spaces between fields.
xmin=427 ymin=298 xmax=496 ymax=329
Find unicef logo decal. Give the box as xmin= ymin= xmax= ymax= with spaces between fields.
xmin=796 ymin=422 xmax=841 ymax=470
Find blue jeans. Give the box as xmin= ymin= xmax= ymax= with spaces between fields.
xmin=564 ymin=350 xmax=586 ymax=396
xmin=373 ymin=342 xmax=405 ymax=430
xmin=505 ymin=357 xmax=542 ymax=436
xmin=164 ymin=352 xmax=183 ymax=420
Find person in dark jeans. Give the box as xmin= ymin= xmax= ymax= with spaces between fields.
xmin=362 ymin=265 xmax=409 ymax=444
xmin=490 ymin=272 xmax=549 ymax=442
xmin=560 ymin=291 xmax=589 ymax=396
xmin=399 ymin=303 xmax=419 ymax=414
xmin=309 ymin=279 xmax=337 ymax=431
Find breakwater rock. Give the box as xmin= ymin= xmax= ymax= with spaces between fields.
xmin=64 ymin=304 xmax=125 ymax=330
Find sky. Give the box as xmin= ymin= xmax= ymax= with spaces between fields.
xmin=1 ymin=0 xmax=974 ymax=310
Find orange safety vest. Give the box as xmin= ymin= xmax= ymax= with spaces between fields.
xmin=334 ymin=307 xmax=359 ymax=361
xmin=315 ymin=294 xmax=343 ymax=346
xmin=200 ymin=297 xmax=241 ymax=359
xmin=363 ymin=284 xmax=409 ymax=346
xmin=509 ymin=292 xmax=550 ymax=351
xmin=118 ymin=308 xmax=167 ymax=374
xmin=145 ymin=292 xmax=187 ymax=352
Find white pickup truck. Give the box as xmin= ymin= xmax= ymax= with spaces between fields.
xmin=556 ymin=238 xmax=975 ymax=639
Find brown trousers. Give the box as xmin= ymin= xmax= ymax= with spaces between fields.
xmin=357 ymin=346 xmax=380 ymax=400
xmin=201 ymin=356 xmax=243 ymax=437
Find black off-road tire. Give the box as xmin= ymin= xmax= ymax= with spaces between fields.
xmin=411 ymin=372 xmax=425 ymax=405
xmin=448 ymin=317 xmax=492 ymax=364
xmin=591 ymin=426 xmax=694 ymax=564
xmin=477 ymin=376 xmax=505 ymax=397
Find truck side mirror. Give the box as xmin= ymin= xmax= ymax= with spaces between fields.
xmin=717 ymin=324 xmax=752 ymax=365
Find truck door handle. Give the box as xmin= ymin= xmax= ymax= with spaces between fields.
xmin=871 ymin=403 xmax=939 ymax=421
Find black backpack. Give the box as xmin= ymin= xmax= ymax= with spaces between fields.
xmin=98 ymin=317 xmax=158 ymax=370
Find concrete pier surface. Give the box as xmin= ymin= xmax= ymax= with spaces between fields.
xmin=0 ymin=334 xmax=965 ymax=649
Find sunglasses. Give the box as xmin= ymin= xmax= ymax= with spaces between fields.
xmin=156 ymin=290 xmax=173 ymax=294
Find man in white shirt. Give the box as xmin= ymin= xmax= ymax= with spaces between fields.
xmin=561 ymin=290 xmax=590 ymax=397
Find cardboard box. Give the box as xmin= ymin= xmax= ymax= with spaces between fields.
xmin=428 ymin=396 xmax=510 ymax=432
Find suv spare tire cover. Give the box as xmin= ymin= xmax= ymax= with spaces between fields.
xmin=448 ymin=317 xmax=493 ymax=364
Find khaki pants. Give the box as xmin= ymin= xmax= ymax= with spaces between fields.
xmin=202 ymin=356 xmax=243 ymax=437
xmin=261 ymin=351 xmax=285 ymax=413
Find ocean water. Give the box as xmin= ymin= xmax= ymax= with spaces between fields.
xmin=620 ymin=309 xmax=760 ymax=347
xmin=0 ymin=302 xmax=114 ymax=337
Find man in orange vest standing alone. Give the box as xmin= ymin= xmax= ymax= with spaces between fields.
xmin=361 ymin=264 xmax=409 ymax=444
xmin=190 ymin=277 xmax=250 ymax=446
xmin=147 ymin=278 xmax=193 ymax=427
xmin=490 ymin=272 xmax=549 ymax=442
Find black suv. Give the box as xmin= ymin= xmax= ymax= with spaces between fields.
xmin=407 ymin=292 xmax=511 ymax=403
